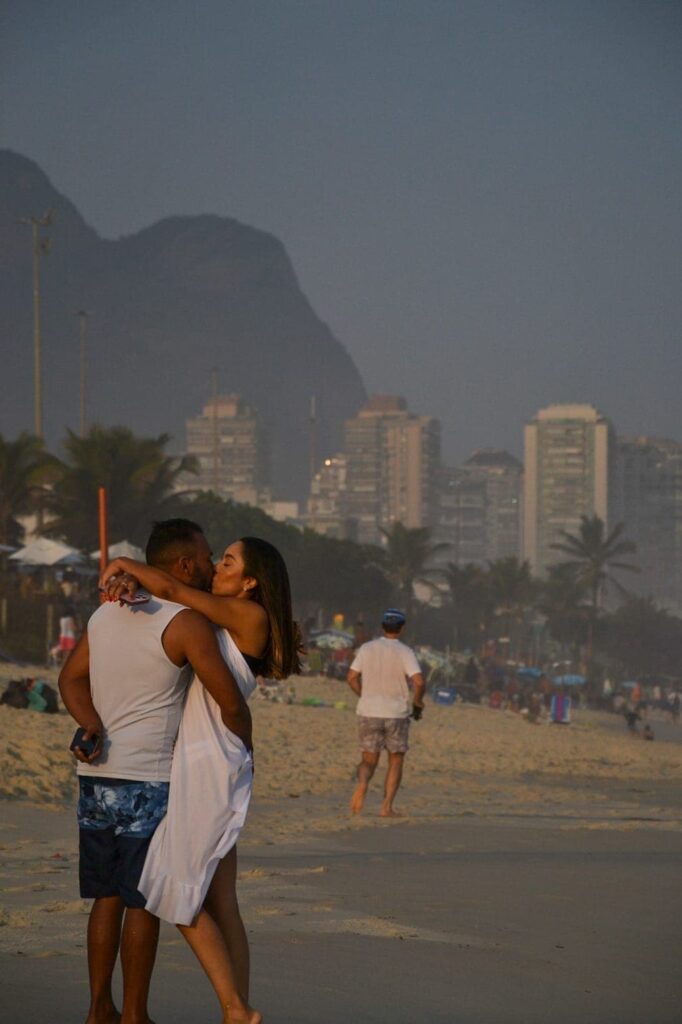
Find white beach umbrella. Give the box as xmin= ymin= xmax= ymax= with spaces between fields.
xmin=90 ymin=539 xmax=145 ymax=562
xmin=10 ymin=537 xmax=84 ymax=566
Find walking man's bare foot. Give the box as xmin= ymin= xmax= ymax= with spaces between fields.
xmin=379 ymin=806 xmax=403 ymax=818
xmin=350 ymin=782 xmax=367 ymax=815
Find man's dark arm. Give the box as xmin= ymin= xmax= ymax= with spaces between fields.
xmin=410 ymin=672 xmax=426 ymax=719
xmin=58 ymin=632 xmax=104 ymax=762
xmin=347 ymin=668 xmax=362 ymax=697
xmin=171 ymin=611 xmax=253 ymax=750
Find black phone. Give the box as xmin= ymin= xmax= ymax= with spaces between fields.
xmin=70 ymin=727 xmax=100 ymax=757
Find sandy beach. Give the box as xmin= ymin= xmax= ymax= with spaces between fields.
xmin=2 ymin=662 xmax=682 ymax=1022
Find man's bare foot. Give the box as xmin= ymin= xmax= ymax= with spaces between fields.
xmin=85 ymin=1005 xmax=121 ymax=1024
xmin=350 ymin=783 xmax=367 ymax=815
xmin=226 ymin=1006 xmax=262 ymax=1024
xmin=379 ymin=807 xmax=403 ymax=818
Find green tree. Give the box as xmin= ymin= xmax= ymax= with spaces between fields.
xmin=440 ymin=561 xmax=494 ymax=650
xmin=45 ymin=426 xmax=197 ymax=551
xmin=0 ymin=432 xmax=57 ymax=546
xmin=596 ymin=596 xmax=682 ymax=678
xmin=550 ymin=515 xmax=639 ymax=658
xmin=378 ymin=522 xmax=449 ymax=618
xmin=537 ymin=562 xmax=590 ymax=661
xmin=486 ymin=556 xmax=536 ymax=657
xmin=167 ymin=490 xmax=389 ymax=622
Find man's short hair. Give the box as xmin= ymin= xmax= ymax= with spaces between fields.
xmin=382 ymin=608 xmax=406 ymax=631
xmin=145 ymin=518 xmax=204 ymax=568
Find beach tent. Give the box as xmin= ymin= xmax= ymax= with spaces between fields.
xmin=10 ymin=537 xmax=84 ymax=567
xmin=90 ymin=539 xmax=145 ymax=562
xmin=550 ymin=693 xmax=572 ymax=724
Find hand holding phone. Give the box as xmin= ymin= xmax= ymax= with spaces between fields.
xmin=118 ymin=592 xmax=150 ymax=605
xmin=70 ymin=726 xmax=102 ymax=760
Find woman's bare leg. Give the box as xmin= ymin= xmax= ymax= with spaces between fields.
xmin=176 ymin=908 xmax=261 ymax=1024
xmin=204 ymin=847 xmax=250 ymax=1001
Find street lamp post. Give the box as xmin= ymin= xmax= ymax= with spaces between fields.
xmin=19 ymin=211 xmax=53 ymax=438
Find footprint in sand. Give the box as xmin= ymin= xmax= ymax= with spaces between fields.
xmin=40 ymin=899 xmax=89 ymax=915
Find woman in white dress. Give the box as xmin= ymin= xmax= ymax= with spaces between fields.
xmin=101 ymin=536 xmax=301 ymax=1024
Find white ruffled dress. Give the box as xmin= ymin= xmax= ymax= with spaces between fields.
xmin=138 ymin=628 xmax=256 ymax=925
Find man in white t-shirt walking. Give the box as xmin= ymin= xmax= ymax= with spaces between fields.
xmin=347 ymin=609 xmax=425 ymax=817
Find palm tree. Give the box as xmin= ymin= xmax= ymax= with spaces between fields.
xmin=441 ymin=561 xmax=494 ymax=650
xmin=0 ymin=432 xmax=57 ymax=547
xmin=537 ymin=562 xmax=590 ymax=662
xmin=378 ymin=522 xmax=449 ymax=618
xmin=44 ymin=426 xmax=198 ymax=551
xmin=486 ymin=556 xmax=536 ymax=658
xmin=550 ymin=515 xmax=639 ymax=658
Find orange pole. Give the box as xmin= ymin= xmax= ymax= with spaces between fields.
xmin=98 ymin=487 xmax=108 ymax=601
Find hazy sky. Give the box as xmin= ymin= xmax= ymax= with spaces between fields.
xmin=2 ymin=1 xmax=681 ymax=462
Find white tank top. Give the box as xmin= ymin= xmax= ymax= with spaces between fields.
xmin=78 ymin=596 xmax=192 ymax=782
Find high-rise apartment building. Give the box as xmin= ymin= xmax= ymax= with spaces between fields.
xmin=465 ymin=449 xmax=523 ymax=561
xmin=437 ymin=466 xmax=488 ymax=566
xmin=306 ymin=454 xmax=355 ymax=540
xmin=523 ymin=404 xmax=614 ymax=576
xmin=185 ymin=394 xmax=267 ymax=504
xmin=343 ymin=395 xmax=441 ymax=545
xmin=613 ymin=436 xmax=682 ymax=609
xmin=437 ymin=450 xmax=522 ymax=567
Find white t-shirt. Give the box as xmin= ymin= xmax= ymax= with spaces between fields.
xmin=350 ymin=636 xmax=421 ymax=719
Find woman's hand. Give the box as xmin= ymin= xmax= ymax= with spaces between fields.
xmin=99 ymin=559 xmax=140 ymax=602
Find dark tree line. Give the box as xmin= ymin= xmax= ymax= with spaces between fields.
xmin=2 ymin=427 xmax=680 ymax=678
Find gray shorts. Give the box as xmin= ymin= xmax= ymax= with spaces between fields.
xmin=357 ymin=716 xmax=410 ymax=754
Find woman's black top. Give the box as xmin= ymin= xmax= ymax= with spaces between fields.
xmin=242 ymin=652 xmax=267 ymax=677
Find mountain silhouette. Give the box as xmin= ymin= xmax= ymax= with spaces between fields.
xmin=0 ymin=150 xmax=366 ymax=500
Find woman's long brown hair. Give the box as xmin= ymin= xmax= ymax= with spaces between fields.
xmin=239 ymin=536 xmax=302 ymax=679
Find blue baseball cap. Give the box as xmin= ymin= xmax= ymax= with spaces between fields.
xmin=382 ymin=608 xmax=406 ymax=629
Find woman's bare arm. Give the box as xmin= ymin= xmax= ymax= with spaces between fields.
xmin=100 ymin=557 xmax=268 ymax=653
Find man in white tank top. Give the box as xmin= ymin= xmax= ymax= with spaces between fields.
xmin=59 ymin=519 xmax=251 ymax=1024
xmin=347 ymin=608 xmax=425 ymax=818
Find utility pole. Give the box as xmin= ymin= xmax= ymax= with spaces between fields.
xmin=211 ymin=367 xmax=220 ymax=493
xmin=309 ymin=394 xmax=318 ymax=488
xmin=19 ymin=211 xmax=53 ymax=438
xmin=76 ymin=310 xmax=89 ymax=436
xmin=309 ymin=395 xmax=318 ymax=530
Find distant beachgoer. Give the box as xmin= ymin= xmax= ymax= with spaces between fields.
xmin=464 ymin=656 xmax=480 ymax=688
xmin=346 ymin=609 xmax=425 ymax=817
xmin=669 ymin=691 xmax=680 ymax=725
xmin=625 ymin=706 xmax=640 ymax=735
xmin=642 ymin=724 xmax=655 ymax=741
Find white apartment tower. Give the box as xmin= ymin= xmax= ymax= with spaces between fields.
xmin=344 ymin=395 xmax=441 ymax=545
xmin=185 ymin=394 xmax=267 ymax=504
xmin=523 ymin=404 xmax=613 ymax=576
